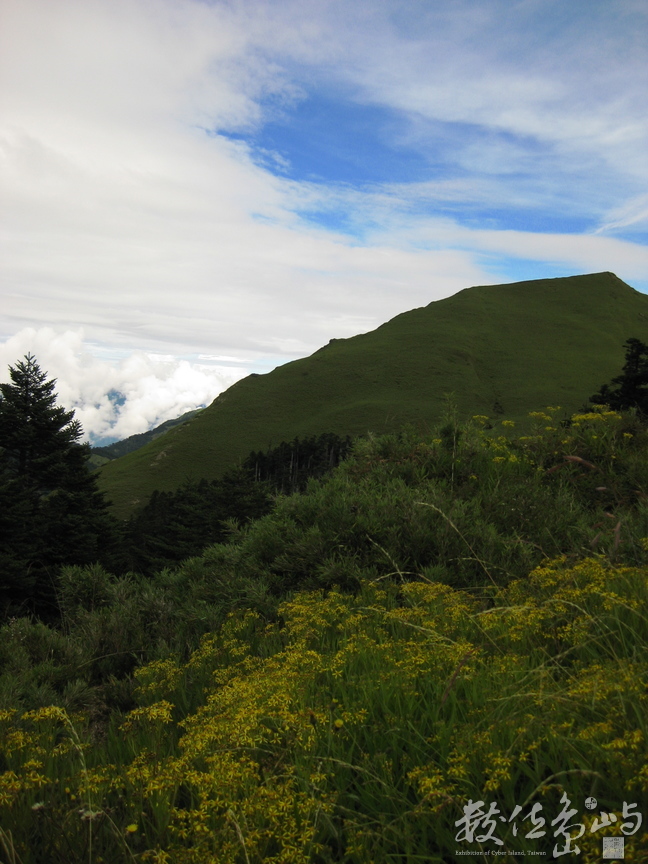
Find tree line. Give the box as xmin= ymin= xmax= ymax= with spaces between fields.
xmin=124 ymin=432 xmax=351 ymax=575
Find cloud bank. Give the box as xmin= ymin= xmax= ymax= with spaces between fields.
xmin=0 ymin=328 xmax=247 ymax=443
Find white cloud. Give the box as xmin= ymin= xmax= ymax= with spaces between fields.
xmin=363 ymin=216 xmax=648 ymax=285
xmin=595 ymin=194 xmax=648 ymax=235
xmin=470 ymin=231 xmax=648 ymax=279
xmin=0 ymin=328 xmax=247 ymax=443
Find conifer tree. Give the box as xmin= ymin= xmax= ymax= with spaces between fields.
xmin=0 ymin=354 xmax=82 ymax=484
xmin=0 ymin=354 xmax=118 ymax=618
xmin=590 ymin=337 xmax=648 ymax=417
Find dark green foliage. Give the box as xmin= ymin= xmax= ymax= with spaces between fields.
xmin=590 ymin=337 xmax=648 ymax=415
xmin=129 ymin=414 xmax=648 ymax=602
xmin=123 ymin=467 xmax=273 ymax=575
xmin=122 ymin=433 xmax=353 ymax=575
xmin=0 ymin=355 xmax=119 ymax=619
xmin=0 ymin=558 xmax=277 ymax=716
xmin=243 ymin=432 xmax=353 ymax=493
xmin=0 ymin=474 xmax=37 ymax=613
xmin=0 ymin=615 xmax=87 ymax=711
xmin=0 ymin=353 xmax=82 ymax=486
xmin=4 ymin=407 xmax=648 ymax=729
xmin=2 ymin=405 xmax=648 ymax=861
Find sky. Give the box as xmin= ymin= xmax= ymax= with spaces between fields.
xmin=2 ymin=0 xmax=647 ymax=443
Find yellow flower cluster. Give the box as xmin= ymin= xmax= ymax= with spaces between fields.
xmin=120 ymin=700 xmax=175 ymax=732
xmin=135 ymin=658 xmax=183 ymax=699
xmin=1 ymin=549 xmax=646 ymax=860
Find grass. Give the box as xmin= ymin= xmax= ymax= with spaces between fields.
xmin=1 ymin=561 xmax=646 ymax=861
xmin=2 ymin=404 xmax=648 ymax=861
xmin=97 ymin=272 xmax=648 ymax=518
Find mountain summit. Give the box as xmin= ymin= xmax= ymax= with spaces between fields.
xmin=98 ymin=272 xmax=648 ymax=516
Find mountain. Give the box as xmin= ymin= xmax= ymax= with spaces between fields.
xmin=88 ymin=409 xmax=203 ymax=468
xmin=97 ymin=272 xmax=648 ymax=517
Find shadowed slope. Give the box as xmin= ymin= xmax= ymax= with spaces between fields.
xmin=98 ymin=272 xmax=648 ymax=517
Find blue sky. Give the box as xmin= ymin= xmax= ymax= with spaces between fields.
xmin=226 ymin=95 xmax=434 ymax=185
xmin=1 ymin=0 xmax=647 ymax=440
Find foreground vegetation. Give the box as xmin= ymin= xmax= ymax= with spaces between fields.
xmin=1 ymin=404 xmax=648 ymax=862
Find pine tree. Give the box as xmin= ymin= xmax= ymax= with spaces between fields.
xmin=590 ymin=338 xmax=648 ymax=416
xmin=0 ymin=354 xmax=118 ymax=618
xmin=0 ymin=354 xmax=82 ymax=485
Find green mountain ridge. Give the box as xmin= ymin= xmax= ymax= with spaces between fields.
xmin=88 ymin=408 xmax=203 ymax=468
xmin=98 ymin=271 xmax=648 ymax=517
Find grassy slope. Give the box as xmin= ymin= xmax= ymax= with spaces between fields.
xmin=90 ymin=408 xmax=203 ymax=462
xmin=98 ymin=272 xmax=648 ymax=517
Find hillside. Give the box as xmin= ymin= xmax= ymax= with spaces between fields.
xmin=88 ymin=408 xmax=203 ymax=468
xmin=97 ymin=271 xmax=648 ymax=517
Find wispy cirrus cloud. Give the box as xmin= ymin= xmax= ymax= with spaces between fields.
xmin=594 ymin=194 xmax=648 ymax=236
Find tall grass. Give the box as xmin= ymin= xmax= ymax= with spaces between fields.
xmin=1 ymin=405 xmax=648 ymax=862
